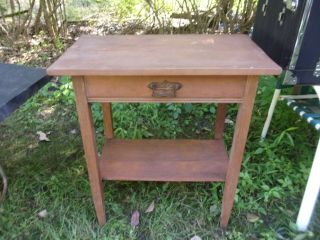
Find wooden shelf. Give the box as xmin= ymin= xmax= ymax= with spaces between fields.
xmin=99 ymin=139 xmax=228 ymax=182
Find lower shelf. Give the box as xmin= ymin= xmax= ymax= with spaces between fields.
xmin=99 ymin=139 xmax=228 ymax=182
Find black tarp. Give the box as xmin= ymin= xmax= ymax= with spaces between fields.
xmin=0 ymin=63 xmax=51 ymax=121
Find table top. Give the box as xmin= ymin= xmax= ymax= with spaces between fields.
xmin=0 ymin=63 xmax=50 ymax=121
xmin=47 ymin=34 xmax=282 ymax=76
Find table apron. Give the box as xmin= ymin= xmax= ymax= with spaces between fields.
xmin=82 ymin=76 xmax=247 ymax=103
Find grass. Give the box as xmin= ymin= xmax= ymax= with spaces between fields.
xmin=0 ymin=76 xmax=319 ymax=239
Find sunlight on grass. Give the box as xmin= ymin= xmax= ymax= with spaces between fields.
xmin=0 ymin=76 xmax=319 ymax=239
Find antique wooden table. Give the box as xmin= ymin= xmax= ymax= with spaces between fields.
xmin=47 ymin=34 xmax=281 ymax=228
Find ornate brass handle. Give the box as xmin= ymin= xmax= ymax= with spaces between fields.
xmin=148 ymin=81 xmax=182 ymax=98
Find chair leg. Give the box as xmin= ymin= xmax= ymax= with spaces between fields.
xmin=296 ymin=138 xmax=320 ymax=231
xmin=261 ymin=88 xmax=281 ymax=140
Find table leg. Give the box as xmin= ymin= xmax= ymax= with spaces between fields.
xmin=220 ymin=76 xmax=259 ymax=228
xmin=102 ymin=103 xmax=113 ymax=139
xmin=215 ymin=103 xmax=228 ymax=139
xmin=72 ymin=77 xmax=106 ymax=225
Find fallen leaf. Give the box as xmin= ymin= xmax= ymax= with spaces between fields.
xmin=224 ymin=118 xmax=234 ymax=125
xmin=145 ymin=201 xmax=155 ymax=213
xmin=37 ymin=209 xmax=48 ymax=219
xmin=209 ymin=204 xmax=217 ymax=213
xmin=130 ymin=210 xmax=140 ymax=227
xmin=190 ymin=236 xmax=202 ymax=240
xmin=36 ymin=131 xmax=50 ymax=142
xmin=39 ymin=107 xmax=54 ymax=118
xmin=246 ymin=213 xmax=260 ymax=223
xmin=30 ymin=39 xmax=40 ymax=46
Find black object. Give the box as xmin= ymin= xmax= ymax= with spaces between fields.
xmin=252 ymin=0 xmax=320 ymax=85
xmin=0 ymin=63 xmax=51 ymax=122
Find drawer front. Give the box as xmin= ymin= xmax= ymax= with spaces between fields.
xmin=84 ymin=76 xmax=247 ymax=103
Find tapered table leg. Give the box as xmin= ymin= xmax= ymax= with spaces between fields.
xmin=72 ymin=77 xmax=106 ymax=225
xmin=220 ymin=76 xmax=259 ymax=228
xmin=215 ymin=103 xmax=228 ymax=139
xmin=102 ymin=103 xmax=113 ymax=139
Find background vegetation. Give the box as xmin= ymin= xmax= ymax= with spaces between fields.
xmin=1 ymin=0 xmax=256 ymax=42
xmin=0 ymin=0 xmax=319 ymax=239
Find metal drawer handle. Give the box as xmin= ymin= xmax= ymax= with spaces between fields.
xmin=148 ymin=81 xmax=182 ymax=98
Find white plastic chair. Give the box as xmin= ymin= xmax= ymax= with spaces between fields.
xmin=296 ymin=86 xmax=320 ymax=231
xmin=261 ymin=86 xmax=320 ymax=231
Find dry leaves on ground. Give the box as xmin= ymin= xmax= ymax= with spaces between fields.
xmin=130 ymin=210 xmax=140 ymax=228
xmin=36 ymin=131 xmax=50 ymax=142
xmin=190 ymin=236 xmax=202 ymax=240
xmin=70 ymin=129 xmax=77 ymax=134
xmin=246 ymin=213 xmax=260 ymax=223
xmin=209 ymin=204 xmax=217 ymax=213
xmin=37 ymin=209 xmax=48 ymax=219
xmin=145 ymin=201 xmax=155 ymax=213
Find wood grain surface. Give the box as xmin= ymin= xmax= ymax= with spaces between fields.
xmin=47 ymin=34 xmax=282 ymax=76
xmin=49 ymin=34 xmax=282 ymax=227
xmin=99 ymin=139 xmax=228 ymax=182
xmin=84 ymin=75 xmax=247 ymax=103
xmin=72 ymin=77 xmax=106 ymax=225
xmin=102 ymin=103 xmax=113 ymax=139
xmin=220 ymin=76 xmax=259 ymax=228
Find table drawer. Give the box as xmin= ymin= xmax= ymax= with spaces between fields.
xmin=83 ymin=76 xmax=247 ymax=103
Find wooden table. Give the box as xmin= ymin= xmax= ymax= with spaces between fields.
xmin=47 ymin=34 xmax=281 ymax=228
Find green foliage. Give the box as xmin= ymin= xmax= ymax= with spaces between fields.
xmin=51 ymin=76 xmax=75 ymax=105
xmin=66 ymin=0 xmax=143 ymax=22
xmin=114 ymin=0 xmax=141 ymax=20
xmin=0 ymin=76 xmax=319 ymax=239
xmin=40 ymin=77 xmax=217 ymax=140
xmin=0 ymin=1 xmax=7 ymax=13
xmin=65 ymin=0 xmax=107 ymax=21
xmin=63 ymin=0 xmax=256 ymax=33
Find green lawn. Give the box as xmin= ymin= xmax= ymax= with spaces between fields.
xmin=0 ymin=76 xmax=319 ymax=239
